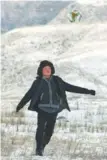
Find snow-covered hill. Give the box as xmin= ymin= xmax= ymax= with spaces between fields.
xmin=1 ymin=1 xmax=70 ymax=33
xmin=2 ymin=23 xmax=107 ymax=99
xmin=2 ymin=0 xmax=107 ymax=33
xmin=49 ymin=1 xmax=107 ymax=24
xmin=1 ymin=22 xmax=107 ymax=159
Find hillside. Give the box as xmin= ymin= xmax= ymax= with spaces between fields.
xmin=1 ymin=1 xmax=70 ymax=33
xmin=1 ymin=0 xmax=107 ymax=33
xmin=1 ymin=23 xmax=107 ymax=159
xmin=49 ymin=1 xmax=107 ymax=24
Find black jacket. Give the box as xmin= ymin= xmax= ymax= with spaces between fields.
xmin=37 ymin=76 xmax=60 ymax=113
xmin=16 ymin=75 xmax=95 ymax=113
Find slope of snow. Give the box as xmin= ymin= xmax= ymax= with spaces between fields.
xmin=49 ymin=1 xmax=107 ymax=24
xmin=2 ymin=23 xmax=107 ymax=98
xmin=1 ymin=1 xmax=70 ymax=33
xmin=1 ymin=21 xmax=107 ymax=159
xmin=77 ymin=0 xmax=106 ymax=5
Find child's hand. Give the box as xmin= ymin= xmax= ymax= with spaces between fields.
xmin=89 ymin=90 xmax=96 ymax=96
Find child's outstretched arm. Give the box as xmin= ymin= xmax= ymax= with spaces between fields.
xmin=16 ymin=80 xmax=37 ymax=112
xmin=62 ymin=79 xmax=96 ymax=95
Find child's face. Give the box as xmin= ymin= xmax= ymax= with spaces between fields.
xmin=42 ymin=66 xmax=52 ymax=77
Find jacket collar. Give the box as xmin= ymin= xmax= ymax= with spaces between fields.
xmin=42 ymin=75 xmax=53 ymax=82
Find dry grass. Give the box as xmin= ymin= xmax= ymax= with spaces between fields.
xmin=1 ymin=130 xmax=107 ymax=159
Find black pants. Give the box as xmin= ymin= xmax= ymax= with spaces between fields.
xmin=35 ymin=109 xmax=58 ymax=150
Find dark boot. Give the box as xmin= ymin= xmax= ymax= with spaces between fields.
xmin=36 ymin=148 xmax=43 ymax=156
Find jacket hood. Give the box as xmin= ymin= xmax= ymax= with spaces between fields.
xmin=37 ymin=60 xmax=55 ymax=77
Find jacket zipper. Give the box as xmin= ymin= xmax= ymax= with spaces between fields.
xmin=40 ymin=93 xmax=44 ymax=100
xmin=43 ymin=77 xmax=53 ymax=107
xmin=48 ymin=81 xmax=52 ymax=107
xmin=56 ymin=93 xmax=59 ymax=100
